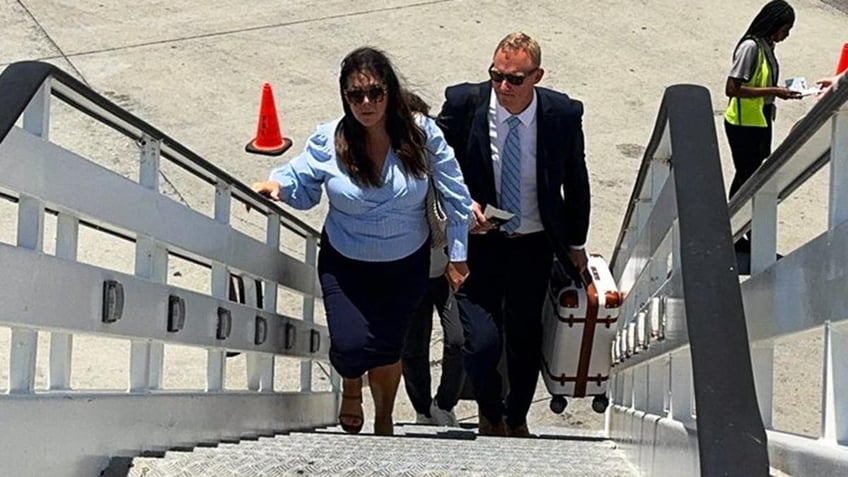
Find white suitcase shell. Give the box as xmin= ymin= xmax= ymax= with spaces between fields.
xmin=541 ymin=255 xmax=622 ymax=414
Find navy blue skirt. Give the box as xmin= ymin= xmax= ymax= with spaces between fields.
xmin=318 ymin=234 xmax=429 ymax=378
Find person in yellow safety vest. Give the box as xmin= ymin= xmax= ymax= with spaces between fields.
xmin=724 ymin=0 xmax=801 ymax=255
xmin=724 ymin=0 xmax=801 ymax=203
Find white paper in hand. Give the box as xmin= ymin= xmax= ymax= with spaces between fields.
xmin=785 ymin=77 xmax=821 ymax=97
xmin=483 ymin=204 xmax=515 ymax=227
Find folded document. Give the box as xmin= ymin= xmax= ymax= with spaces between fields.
xmin=483 ymin=205 xmax=515 ymax=227
xmin=785 ymin=77 xmax=821 ymax=97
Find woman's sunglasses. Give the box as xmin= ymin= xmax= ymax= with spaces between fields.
xmin=345 ymin=85 xmax=386 ymax=105
xmin=488 ymin=64 xmax=538 ymax=86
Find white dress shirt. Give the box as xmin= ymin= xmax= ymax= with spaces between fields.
xmin=488 ymin=90 xmax=544 ymax=235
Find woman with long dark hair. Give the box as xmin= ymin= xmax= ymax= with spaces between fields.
xmin=724 ymin=0 xmax=801 ymax=201
xmin=252 ymin=47 xmax=472 ymax=436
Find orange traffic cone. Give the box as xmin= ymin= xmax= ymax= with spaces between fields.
xmin=245 ymin=83 xmax=292 ymax=156
xmin=837 ymin=43 xmax=848 ymax=75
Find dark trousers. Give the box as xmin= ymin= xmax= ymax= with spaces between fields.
xmin=455 ymin=232 xmax=553 ymax=428
xmin=725 ymin=118 xmax=773 ymax=253
xmin=725 ymin=119 xmax=773 ymax=199
xmin=318 ymin=235 xmax=429 ymax=378
xmin=401 ymin=276 xmax=465 ymax=415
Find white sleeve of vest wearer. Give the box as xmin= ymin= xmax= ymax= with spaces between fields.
xmin=728 ymin=39 xmax=759 ymax=83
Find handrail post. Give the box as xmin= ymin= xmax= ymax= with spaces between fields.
xmin=10 ymin=196 xmax=44 ymax=394
xmin=247 ymin=212 xmax=280 ymax=393
xmin=207 ymin=182 xmax=231 ymax=392
xmin=301 ymin=236 xmax=318 ymax=393
xmin=821 ymin=321 xmax=848 ymax=444
xmin=22 ymin=79 xmax=50 ymax=139
xmin=828 ymin=110 xmax=848 ymax=230
xmin=131 ymin=136 xmax=167 ymax=392
xmin=208 ymin=262 xmax=228 ymax=392
xmin=820 ymin=108 xmax=848 ymax=445
xmin=49 ymin=213 xmax=79 ymax=390
xmin=646 ymin=359 xmax=665 ymax=415
xmin=669 ymin=351 xmax=693 ymax=421
xmin=749 ymin=188 xmax=777 ymax=428
xmin=257 ymin=213 xmax=281 ymax=393
xmin=246 ymin=277 xmax=273 ymax=392
xmin=10 ymin=81 xmax=51 ymax=395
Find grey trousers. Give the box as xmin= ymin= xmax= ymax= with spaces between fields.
xmin=401 ymin=276 xmax=465 ymax=414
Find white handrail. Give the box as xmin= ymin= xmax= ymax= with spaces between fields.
xmin=0 ymin=61 xmax=336 ymax=477
xmin=725 ymin=76 xmax=848 ymax=475
xmin=608 ymin=84 xmax=767 ymax=476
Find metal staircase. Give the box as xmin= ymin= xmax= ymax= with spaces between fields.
xmin=3 ymin=61 xmax=848 ymax=476
xmin=117 ymin=425 xmax=634 ymax=477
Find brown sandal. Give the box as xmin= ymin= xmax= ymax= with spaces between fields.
xmin=339 ymin=392 xmax=364 ymax=434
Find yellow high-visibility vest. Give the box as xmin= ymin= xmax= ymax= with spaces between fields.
xmin=724 ymin=41 xmax=771 ymax=128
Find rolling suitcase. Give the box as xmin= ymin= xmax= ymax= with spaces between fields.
xmin=541 ymin=254 xmax=622 ymax=414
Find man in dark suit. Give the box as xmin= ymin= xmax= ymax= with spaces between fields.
xmin=436 ymin=32 xmax=590 ymax=437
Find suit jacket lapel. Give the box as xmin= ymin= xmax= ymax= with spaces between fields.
xmin=534 ymin=88 xmax=551 ymax=193
xmin=473 ymin=84 xmax=496 ymax=204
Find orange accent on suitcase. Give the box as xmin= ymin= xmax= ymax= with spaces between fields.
xmin=574 ymin=279 xmax=599 ymax=396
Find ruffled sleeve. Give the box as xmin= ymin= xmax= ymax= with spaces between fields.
xmin=268 ymin=122 xmax=336 ymax=210
xmin=420 ymin=115 xmax=472 ymax=262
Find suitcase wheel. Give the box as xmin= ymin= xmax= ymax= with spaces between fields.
xmin=549 ymin=396 xmax=568 ymax=414
xmin=591 ymin=394 xmax=609 ymax=414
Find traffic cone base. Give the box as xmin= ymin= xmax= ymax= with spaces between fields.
xmin=245 ymin=83 xmax=292 ymax=157
xmin=245 ymin=136 xmax=292 ymax=156
xmin=837 ymin=42 xmax=848 ymax=75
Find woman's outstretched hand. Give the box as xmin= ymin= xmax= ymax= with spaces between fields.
xmin=252 ymin=180 xmax=282 ymax=201
xmin=816 ymin=74 xmax=843 ymax=93
xmin=247 ymin=180 xmax=283 ymax=212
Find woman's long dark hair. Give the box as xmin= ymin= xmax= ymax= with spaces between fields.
xmin=335 ymin=47 xmax=429 ymax=187
xmin=737 ymin=0 xmax=795 ymax=48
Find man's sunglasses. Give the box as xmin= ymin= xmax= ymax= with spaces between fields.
xmin=345 ymin=85 xmax=386 ymax=105
xmin=488 ymin=64 xmax=538 ymax=86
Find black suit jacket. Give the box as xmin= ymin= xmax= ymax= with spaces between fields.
xmin=436 ymin=82 xmax=591 ymax=265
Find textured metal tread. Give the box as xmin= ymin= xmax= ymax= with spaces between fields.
xmin=127 ymin=425 xmax=636 ymax=476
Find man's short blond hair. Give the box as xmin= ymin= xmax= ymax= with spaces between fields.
xmin=494 ymin=32 xmax=541 ymax=67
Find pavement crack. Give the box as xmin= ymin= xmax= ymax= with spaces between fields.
xmin=29 ymin=0 xmax=457 ymax=61
xmin=15 ymin=0 xmax=91 ymax=86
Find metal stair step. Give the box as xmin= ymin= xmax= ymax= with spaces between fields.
xmin=127 ymin=425 xmax=637 ymax=476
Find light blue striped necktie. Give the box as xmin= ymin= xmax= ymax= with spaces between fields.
xmin=500 ymin=116 xmax=522 ymax=233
